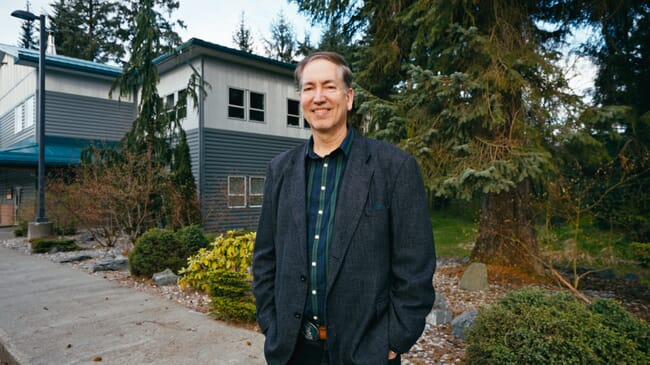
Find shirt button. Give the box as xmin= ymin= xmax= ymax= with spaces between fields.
xmin=321 ymin=186 xmax=326 ymax=191
xmin=313 ymin=315 xmax=318 ymax=321
xmin=314 ymin=234 xmax=320 ymax=240
xmin=312 ymin=261 xmax=317 ymax=267
xmin=312 ymin=290 xmax=317 ymax=295
xmin=324 ymin=163 xmax=328 ymax=167
xmin=318 ymin=210 xmax=323 ymax=215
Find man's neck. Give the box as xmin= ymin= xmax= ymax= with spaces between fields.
xmin=312 ymin=124 xmax=348 ymax=157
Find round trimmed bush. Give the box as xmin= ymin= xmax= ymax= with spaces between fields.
xmin=174 ymin=224 xmax=209 ymax=257
xmin=466 ymin=289 xmax=650 ymax=365
xmin=129 ymin=228 xmax=185 ymax=277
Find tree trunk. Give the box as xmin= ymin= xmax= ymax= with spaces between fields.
xmin=471 ymin=179 xmax=543 ymax=275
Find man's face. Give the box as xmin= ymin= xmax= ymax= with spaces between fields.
xmin=300 ymin=59 xmax=354 ymax=135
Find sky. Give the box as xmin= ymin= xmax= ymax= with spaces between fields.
xmin=0 ymin=0 xmax=321 ymax=53
xmin=0 ymin=0 xmax=595 ymax=100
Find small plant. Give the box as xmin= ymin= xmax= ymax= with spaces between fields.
xmin=129 ymin=228 xmax=185 ymax=277
xmin=30 ymin=238 xmax=79 ymax=254
xmin=631 ymin=242 xmax=650 ymax=267
xmin=13 ymin=221 xmax=28 ymax=237
xmin=466 ymin=289 xmax=650 ymax=364
xmin=174 ymin=224 xmax=209 ymax=257
xmin=179 ymin=230 xmax=256 ymax=323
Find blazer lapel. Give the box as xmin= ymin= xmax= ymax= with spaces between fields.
xmin=327 ymin=136 xmax=373 ymax=293
xmin=284 ymin=147 xmax=307 ymax=262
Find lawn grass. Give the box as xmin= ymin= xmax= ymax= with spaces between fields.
xmin=430 ymin=209 xmax=477 ymax=258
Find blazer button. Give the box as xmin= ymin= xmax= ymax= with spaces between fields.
xmin=294 ymin=313 xmax=302 ymax=319
xmin=300 ymin=275 xmax=306 ymax=282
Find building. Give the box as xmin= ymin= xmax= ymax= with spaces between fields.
xmin=0 ymin=38 xmax=310 ymax=231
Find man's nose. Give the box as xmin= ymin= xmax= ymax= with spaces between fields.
xmin=313 ymin=87 xmax=326 ymax=102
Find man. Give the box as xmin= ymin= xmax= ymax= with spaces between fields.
xmin=253 ymin=51 xmax=436 ymax=365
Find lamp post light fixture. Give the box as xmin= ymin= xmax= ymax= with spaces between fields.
xmin=12 ymin=9 xmax=52 ymax=238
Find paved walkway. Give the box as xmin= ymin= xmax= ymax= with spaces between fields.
xmin=0 ymin=244 xmax=266 ymax=365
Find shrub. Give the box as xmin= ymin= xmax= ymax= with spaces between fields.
xmin=14 ymin=221 xmax=28 ymax=237
xmin=174 ymin=224 xmax=209 ymax=258
xmin=179 ymin=230 xmax=256 ymax=323
xmin=129 ymin=228 xmax=186 ymax=277
xmin=30 ymin=238 xmax=79 ymax=254
xmin=179 ymin=230 xmax=255 ymax=291
xmin=466 ymin=289 xmax=650 ymax=364
xmin=631 ymin=242 xmax=650 ymax=267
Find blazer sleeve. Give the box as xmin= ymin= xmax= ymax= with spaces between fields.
xmin=252 ymin=164 xmax=277 ymax=334
xmin=388 ymin=155 xmax=437 ymax=353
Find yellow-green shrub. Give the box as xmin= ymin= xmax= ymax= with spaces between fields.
xmin=179 ymin=230 xmax=256 ymax=323
xmin=179 ymin=230 xmax=255 ymax=291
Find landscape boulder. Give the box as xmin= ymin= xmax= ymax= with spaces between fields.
xmin=92 ymin=255 xmax=128 ymax=272
xmin=153 ymin=268 xmax=179 ymax=286
xmin=452 ymin=310 xmax=477 ymax=340
xmin=459 ymin=262 xmax=489 ymax=291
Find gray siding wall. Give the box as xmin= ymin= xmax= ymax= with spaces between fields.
xmin=0 ymin=96 xmax=36 ymax=149
xmin=200 ymin=128 xmax=306 ymax=232
xmin=46 ymin=91 xmax=135 ymax=141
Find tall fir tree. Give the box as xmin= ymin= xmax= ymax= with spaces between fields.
xmin=263 ymin=10 xmax=297 ymax=62
xmin=18 ymin=0 xmax=37 ymax=49
xmin=292 ymin=0 xmax=580 ymax=272
xmin=232 ymin=11 xmax=254 ymax=53
xmin=48 ymin=0 xmax=126 ymax=63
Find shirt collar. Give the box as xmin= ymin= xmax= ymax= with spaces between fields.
xmin=306 ymin=125 xmax=355 ymax=159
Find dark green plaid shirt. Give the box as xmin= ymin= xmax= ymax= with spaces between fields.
xmin=304 ymin=127 xmax=354 ymax=325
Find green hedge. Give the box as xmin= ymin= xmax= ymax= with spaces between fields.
xmin=30 ymin=238 xmax=79 ymax=254
xmin=466 ymin=289 xmax=650 ymax=364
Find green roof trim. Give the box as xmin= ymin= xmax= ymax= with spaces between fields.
xmin=0 ymin=136 xmax=118 ymax=167
xmin=0 ymin=43 xmax=122 ymax=77
xmin=152 ymin=38 xmax=296 ymax=71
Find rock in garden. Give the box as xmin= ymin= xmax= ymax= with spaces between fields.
xmin=451 ymin=310 xmax=477 ymax=340
xmin=459 ymin=262 xmax=489 ymax=291
xmin=620 ymin=273 xmax=640 ymax=282
xmin=92 ymin=256 xmax=128 ymax=272
xmin=59 ymin=254 xmax=93 ymax=263
xmin=152 ymin=268 xmax=179 ymax=286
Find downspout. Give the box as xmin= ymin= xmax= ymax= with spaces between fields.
xmin=199 ymin=56 xmax=205 ymax=221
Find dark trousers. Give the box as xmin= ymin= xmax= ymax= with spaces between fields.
xmin=287 ymin=336 xmax=402 ymax=365
xmin=287 ymin=336 xmax=328 ymax=365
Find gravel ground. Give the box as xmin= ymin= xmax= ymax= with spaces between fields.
xmin=2 ymin=235 xmax=648 ymax=365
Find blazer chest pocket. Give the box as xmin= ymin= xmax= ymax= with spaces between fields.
xmin=365 ymin=173 xmax=390 ymax=216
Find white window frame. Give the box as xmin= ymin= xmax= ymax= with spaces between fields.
xmin=249 ymin=91 xmax=265 ymax=122
xmin=25 ymin=96 xmax=35 ymax=128
xmin=227 ymin=175 xmax=247 ymax=208
xmin=228 ymin=87 xmax=246 ymax=120
xmin=249 ymin=176 xmax=265 ymax=207
xmin=14 ymin=104 xmax=24 ymax=133
xmin=287 ymin=98 xmax=301 ymax=127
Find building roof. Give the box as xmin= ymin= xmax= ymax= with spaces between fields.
xmin=153 ymin=38 xmax=297 ymax=76
xmin=0 ymin=43 xmax=122 ymax=77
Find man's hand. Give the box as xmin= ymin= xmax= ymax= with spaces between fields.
xmin=388 ymin=350 xmax=398 ymax=360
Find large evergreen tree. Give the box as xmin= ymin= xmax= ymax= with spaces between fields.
xmin=48 ymin=0 xmax=127 ymax=63
xmin=18 ymin=0 xmax=37 ymax=49
xmin=292 ymin=0 xmax=578 ymax=272
xmin=263 ymin=10 xmax=298 ymax=62
xmin=232 ymin=11 xmax=254 ymax=53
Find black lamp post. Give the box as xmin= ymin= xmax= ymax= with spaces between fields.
xmin=12 ymin=10 xmax=51 ymax=236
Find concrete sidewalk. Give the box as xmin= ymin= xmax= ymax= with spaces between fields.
xmin=0 ymin=245 xmax=266 ymax=365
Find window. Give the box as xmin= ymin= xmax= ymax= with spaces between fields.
xmin=228 ymin=176 xmax=246 ymax=208
xmin=228 ymin=88 xmax=245 ymax=119
xmin=177 ymin=89 xmax=187 ymax=119
xmin=249 ymin=92 xmax=265 ymax=122
xmin=249 ymin=176 xmax=265 ymax=207
xmin=165 ymin=94 xmax=175 ymax=121
xmin=14 ymin=104 xmax=24 ymax=133
xmin=25 ymin=96 xmax=34 ymax=128
xmin=287 ymin=99 xmax=300 ymax=127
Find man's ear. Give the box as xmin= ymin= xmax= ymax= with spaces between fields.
xmin=346 ymin=88 xmax=355 ymax=111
